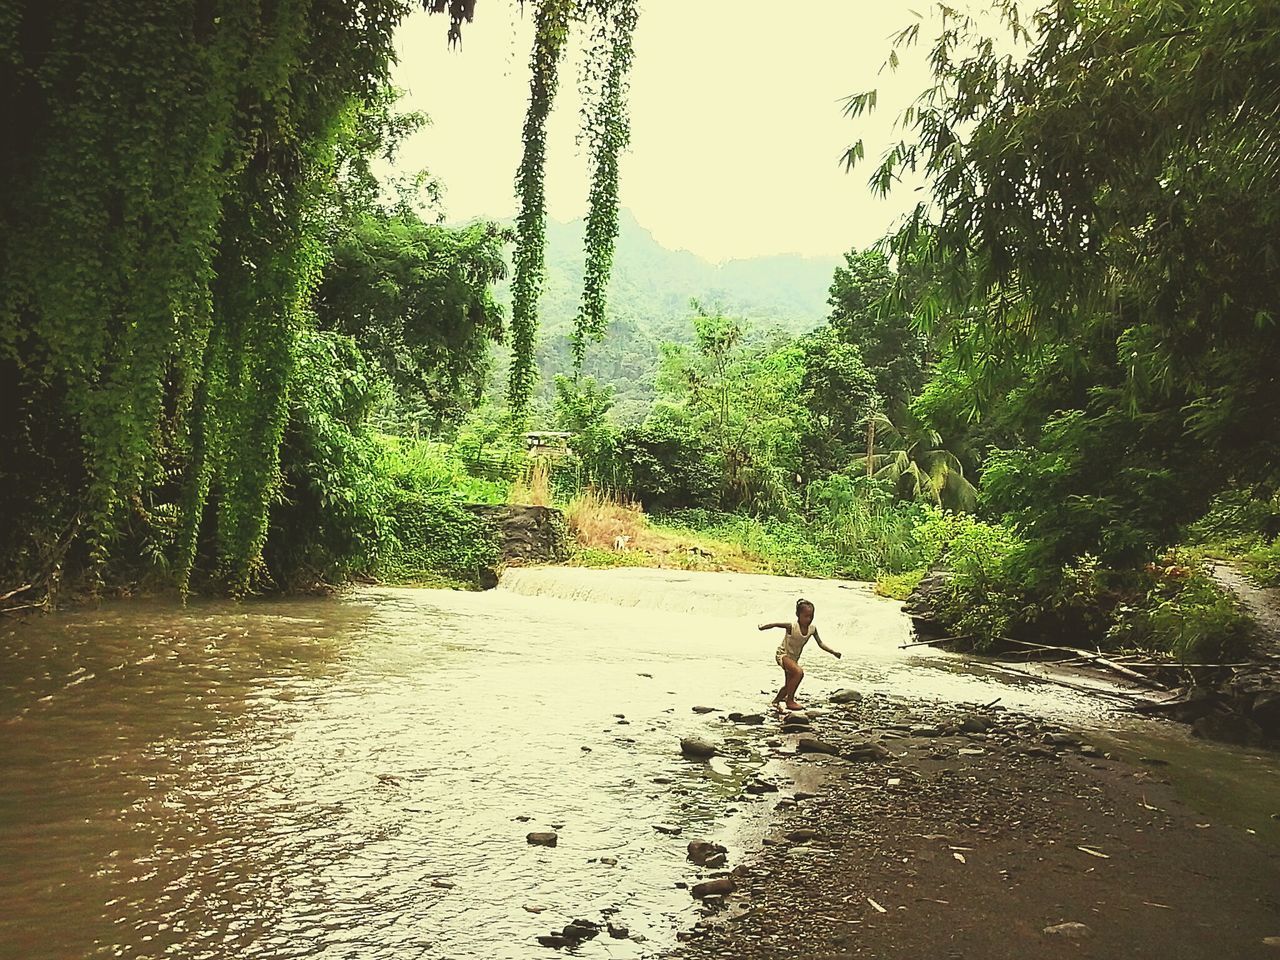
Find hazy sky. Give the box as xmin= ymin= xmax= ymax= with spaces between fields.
xmin=389 ymin=2 xmax=940 ymax=262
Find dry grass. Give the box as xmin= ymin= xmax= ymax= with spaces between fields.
xmin=564 ymin=488 xmax=662 ymax=550
xmin=509 ymin=457 xmax=552 ymax=507
xmin=563 ymin=489 xmax=771 ymax=574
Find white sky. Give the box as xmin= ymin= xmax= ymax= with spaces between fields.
xmin=389 ymin=2 xmax=943 ymax=262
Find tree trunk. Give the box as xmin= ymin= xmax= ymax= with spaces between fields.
xmin=865 ymin=416 xmax=876 ymax=477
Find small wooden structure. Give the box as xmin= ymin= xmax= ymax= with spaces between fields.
xmin=524 ymin=431 xmax=573 ymax=457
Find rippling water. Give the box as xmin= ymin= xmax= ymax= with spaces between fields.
xmin=0 ymin=567 xmax=1165 ymax=959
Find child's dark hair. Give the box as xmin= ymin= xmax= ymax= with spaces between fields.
xmin=796 ymin=598 xmax=815 ymax=615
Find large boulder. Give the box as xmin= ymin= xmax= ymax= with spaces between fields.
xmin=463 ymin=504 xmax=569 ymax=568
xmin=902 ymin=568 xmax=954 ymax=634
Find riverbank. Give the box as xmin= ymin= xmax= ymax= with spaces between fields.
xmin=671 ymin=692 xmax=1280 ymax=960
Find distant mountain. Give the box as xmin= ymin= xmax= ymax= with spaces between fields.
xmin=492 ymin=208 xmax=842 ymax=421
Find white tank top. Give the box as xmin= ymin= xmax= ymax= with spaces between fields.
xmin=778 ymin=620 xmax=816 ymax=660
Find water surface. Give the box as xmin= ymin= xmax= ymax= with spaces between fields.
xmin=1 ymin=567 xmax=1268 ymax=959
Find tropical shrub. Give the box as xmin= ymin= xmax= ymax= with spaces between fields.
xmin=1242 ymin=540 xmax=1280 ymax=588
xmin=616 ymin=419 xmax=720 ymax=513
xmin=377 ymin=490 xmax=500 ymax=588
xmin=265 ymin=330 xmax=392 ymax=591
xmin=1107 ymin=559 xmax=1254 ymax=662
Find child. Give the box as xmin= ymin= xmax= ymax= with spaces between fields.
xmin=758 ymin=599 xmax=841 ymax=712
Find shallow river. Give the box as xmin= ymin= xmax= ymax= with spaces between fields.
xmin=0 ymin=567 xmax=1273 ymax=959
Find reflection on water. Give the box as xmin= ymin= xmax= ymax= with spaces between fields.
xmin=0 ymin=567 xmax=1271 ymax=959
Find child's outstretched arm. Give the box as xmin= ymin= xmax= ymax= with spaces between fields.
xmin=757 ymin=622 xmax=789 ymax=631
xmin=814 ymin=629 xmax=842 ymax=658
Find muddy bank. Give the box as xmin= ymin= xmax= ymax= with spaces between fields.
xmin=673 ymin=693 xmax=1280 ymax=960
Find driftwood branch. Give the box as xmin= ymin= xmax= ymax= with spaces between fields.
xmin=0 ymin=583 xmax=34 ymax=603
xmin=999 ymin=638 xmax=1171 ymax=691
xmin=899 ymin=635 xmax=970 ymax=649
xmin=978 ymin=661 xmax=1151 ymax=704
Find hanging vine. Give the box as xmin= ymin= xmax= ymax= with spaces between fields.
xmin=508 ymin=0 xmax=573 ymax=416
xmin=571 ymin=0 xmax=638 ymax=369
xmin=507 ymin=0 xmax=640 ymax=406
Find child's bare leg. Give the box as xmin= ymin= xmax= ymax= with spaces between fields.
xmin=777 ymin=658 xmax=803 ymax=709
xmin=772 ymin=664 xmax=789 ymax=711
xmin=783 ymin=662 xmax=805 ymax=709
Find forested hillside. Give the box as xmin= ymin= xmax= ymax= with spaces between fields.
xmin=501 ymin=209 xmax=839 ymax=420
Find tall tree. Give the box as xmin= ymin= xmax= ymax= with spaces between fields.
xmin=315 ymin=215 xmax=509 ymax=433
xmin=826 ymin=250 xmax=927 ymax=419
xmin=846 ymin=0 xmax=1280 ymax=562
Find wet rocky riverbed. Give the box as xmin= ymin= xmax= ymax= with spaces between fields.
xmin=1 ymin=567 xmax=1276 ymax=959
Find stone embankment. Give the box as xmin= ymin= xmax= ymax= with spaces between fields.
xmin=464 ymin=504 xmax=568 ymax=587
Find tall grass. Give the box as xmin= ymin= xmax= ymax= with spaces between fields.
xmin=509 ymin=457 xmax=553 ymax=506
xmin=564 ymin=488 xmax=654 ymax=549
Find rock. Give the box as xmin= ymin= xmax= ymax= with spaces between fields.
xmin=745 ymin=780 xmax=777 ymax=795
xmin=1042 ymin=731 xmax=1079 ymax=747
xmin=691 ymin=877 xmax=736 ymax=899
xmin=562 ymin=922 xmax=600 ymax=941
xmin=607 ymin=922 xmax=630 ymax=939
xmin=958 ymin=747 xmax=985 ymax=756
xmin=680 ymin=737 xmax=719 ymax=758
xmin=652 ymin=776 xmax=673 ymax=784
xmin=785 ymin=828 xmax=819 ymax=843
xmin=781 ymin=723 xmax=812 ymax=734
xmin=536 ymin=935 xmax=570 ymax=948
xmin=776 ymin=798 xmax=798 ymax=809
xmin=728 ymin=712 xmax=766 ymax=725
xmin=464 ymin=504 xmax=569 ymax=566
xmin=830 ymin=688 xmax=864 ymax=704
xmin=1192 ymin=712 xmax=1265 ymax=746
xmin=960 ymin=713 xmax=994 ymax=733
xmin=794 ymin=790 xmax=818 ymax=800
xmin=686 ymin=844 xmax=727 ymax=870
xmin=599 ymin=856 xmax=617 ymax=866
xmin=526 ymin=832 xmax=558 ymax=847
xmin=523 ymin=904 xmax=547 ymax=913
xmin=784 ymin=711 xmax=812 ymax=725
xmin=903 ymin=568 xmax=954 ymax=626
xmin=844 ymin=740 xmax=891 ymax=761
xmin=1043 ymin=922 xmax=1093 ymax=939
xmin=796 ymin=736 xmax=840 ymax=755
xmin=910 ymin=725 xmax=941 ymax=737
xmin=653 ymin=823 xmax=683 ymax=835
xmin=1252 ymin=690 xmax=1280 ymax=724
xmin=692 ymin=705 xmax=718 ymax=714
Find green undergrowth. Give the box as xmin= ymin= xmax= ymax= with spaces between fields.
xmin=875 ymin=569 xmax=925 ymax=600
xmin=376 ymin=489 xmax=500 ymax=588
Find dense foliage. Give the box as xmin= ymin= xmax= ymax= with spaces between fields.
xmin=316 ymin=213 xmax=509 ymax=432
xmin=0 ymin=0 xmax=640 ymax=598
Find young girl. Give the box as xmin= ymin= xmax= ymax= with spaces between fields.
xmin=758 ymin=599 xmax=841 ymax=712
